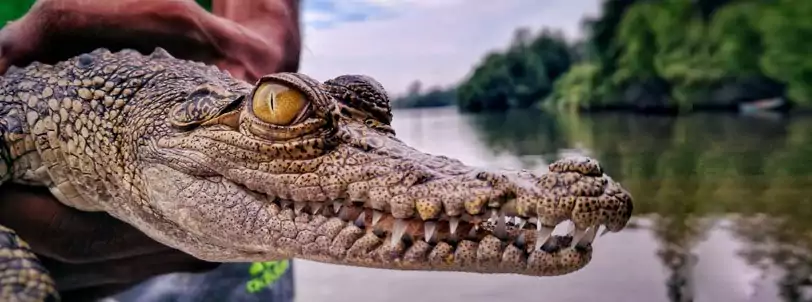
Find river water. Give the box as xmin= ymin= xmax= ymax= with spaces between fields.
xmin=294 ymin=107 xmax=812 ymax=302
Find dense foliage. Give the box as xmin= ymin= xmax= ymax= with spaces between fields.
xmin=0 ymin=0 xmax=215 ymax=23
xmin=392 ymin=29 xmax=576 ymax=112
xmin=398 ymin=0 xmax=812 ymax=113
xmin=390 ymin=81 xmax=456 ymax=109
xmin=0 ymin=0 xmax=35 ymax=25
xmin=455 ymin=29 xmax=575 ymax=112
xmin=551 ymin=0 xmax=812 ymax=112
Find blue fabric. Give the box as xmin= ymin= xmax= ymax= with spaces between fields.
xmin=111 ymin=260 xmax=295 ymax=302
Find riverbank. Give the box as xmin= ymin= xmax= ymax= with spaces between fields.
xmin=391 ymin=101 xmax=811 ymax=117
xmin=393 ymin=0 xmax=811 ymax=116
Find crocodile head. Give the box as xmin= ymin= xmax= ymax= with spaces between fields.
xmin=140 ymin=62 xmax=633 ymax=276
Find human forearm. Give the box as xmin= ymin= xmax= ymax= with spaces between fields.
xmin=0 ymin=0 xmax=301 ymax=80
xmin=21 ymin=0 xmax=240 ymax=62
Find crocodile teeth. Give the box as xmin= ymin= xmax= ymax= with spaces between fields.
xmin=560 ymin=220 xmax=575 ymax=234
xmin=150 ymin=47 xmax=174 ymax=59
xmin=449 ymin=217 xmax=459 ymax=234
xmin=515 ymin=232 xmax=527 ymax=249
xmin=492 ymin=210 xmax=507 ymax=239
xmin=294 ymin=202 xmax=306 ymax=214
xmin=535 ymin=224 xmax=554 ymax=251
xmin=280 ymin=200 xmax=292 ymax=209
xmin=574 ymin=226 xmax=598 ymax=247
xmin=333 ymin=201 xmax=342 ymax=213
xmin=424 ymin=221 xmax=436 ymax=242
xmin=354 ymin=212 xmax=366 ymax=228
xmin=391 ymin=219 xmax=407 ymax=245
xmin=372 ymin=210 xmax=383 ymax=226
xmin=517 ymin=218 xmax=526 ymax=229
xmin=310 ymin=202 xmax=323 ymax=214
xmin=600 ymin=225 xmax=611 ymax=237
xmin=571 ymin=228 xmax=587 ymax=247
xmin=467 ymin=226 xmax=478 ymax=238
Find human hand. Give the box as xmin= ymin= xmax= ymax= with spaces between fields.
xmin=0 ymin=0 xmax=300 ymax=82
xmin=0 ymin=184 xmax=221 ymax=301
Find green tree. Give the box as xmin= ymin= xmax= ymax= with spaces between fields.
xmin=0 ymin=0 xmax=35 ymax=25
xmin=456 ymin=28 xmax=574 ymax=112
xmin=613 ymin=3 xmax=660 ymax=84
xmin=546 ymin=62 xmax=603 ymax=111
xmin=757 ymin=0 xmax=812 ymax=107
xmin=708 ymin=2 xmax=765 ymax=77
xmin=551 ymin=0 xmax=800 ymax=112
xmin=412 ymin=0 xmax=812 ymax=113
xmin=391 ymin=85 xmax=457 ymax=109
xmin=581 ymin=0 xmax=643 ymax=81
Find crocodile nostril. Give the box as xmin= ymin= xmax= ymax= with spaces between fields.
xmin=548 ymin=156 xmax=604 ymax=176
xmin=475 ymin=170 xmax=509 ymax=184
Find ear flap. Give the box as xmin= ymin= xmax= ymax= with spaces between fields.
xmin=169 ymin=83 xmax=244 ymax=129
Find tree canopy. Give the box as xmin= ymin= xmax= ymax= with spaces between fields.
xmin=397 ymin=0 xmax=812 ymax=113
xmin=551 ymin=0 xmax=810 ymax=112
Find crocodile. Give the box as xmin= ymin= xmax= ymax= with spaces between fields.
xmin=0 ymin=48 xmax=634 ymax=302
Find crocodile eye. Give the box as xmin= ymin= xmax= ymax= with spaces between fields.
xmin=251 ymin=82 xmax=308 ymax=125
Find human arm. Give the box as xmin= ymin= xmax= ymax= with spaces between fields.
xmin=0 ymin=0 xmax=302 ymax=81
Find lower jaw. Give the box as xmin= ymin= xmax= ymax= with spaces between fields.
xmin=273 ymin=202 xmax=594 ymax=276
xmin=290 ymin=232 xmax=593 ymax=276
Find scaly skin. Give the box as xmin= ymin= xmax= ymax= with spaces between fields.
xmin=0 ymin=48 xmax=634 ymax=301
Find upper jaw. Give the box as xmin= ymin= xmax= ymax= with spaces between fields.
xmin=322 ymin=130 xmax=634 ymax=244
xmin=349 ymin=154 xmax=632 ymax=248
xmin=174 ymin=126 xmax=633 ymax=248
xmin=253 ymin=152 xmax=630 ymax=276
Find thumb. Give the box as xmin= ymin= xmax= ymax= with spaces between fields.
xmin=0 ymin=22 xmax=21 ymax=74
xmin=0 ymin=57 xmax=8 ymax=75
xmin=0 ymin=26 xmax=8 ymax=74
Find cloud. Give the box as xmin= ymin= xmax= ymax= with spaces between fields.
xmin=299 ymin=0 xmax=601 ymax=96
xmin=302 ymin=0 xmax=401 ymax=29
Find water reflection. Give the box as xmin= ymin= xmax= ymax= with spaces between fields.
xmin=463 ymin=110 xmax=812 ymax=301
xmin=292 ymin=108 xmax=812 ymax=302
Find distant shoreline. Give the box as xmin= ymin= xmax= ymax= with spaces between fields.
xmin=391 ymin=103 xmax=812 ymax=117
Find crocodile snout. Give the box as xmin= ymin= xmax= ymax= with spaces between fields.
xmin=398 ymin=155 xmax=634 ymax=251
xmin=474 ymin=156 xmax=634 ymax=251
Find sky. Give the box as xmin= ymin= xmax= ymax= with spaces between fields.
xmin=298 ymin=0 xmax=601 ymax=96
